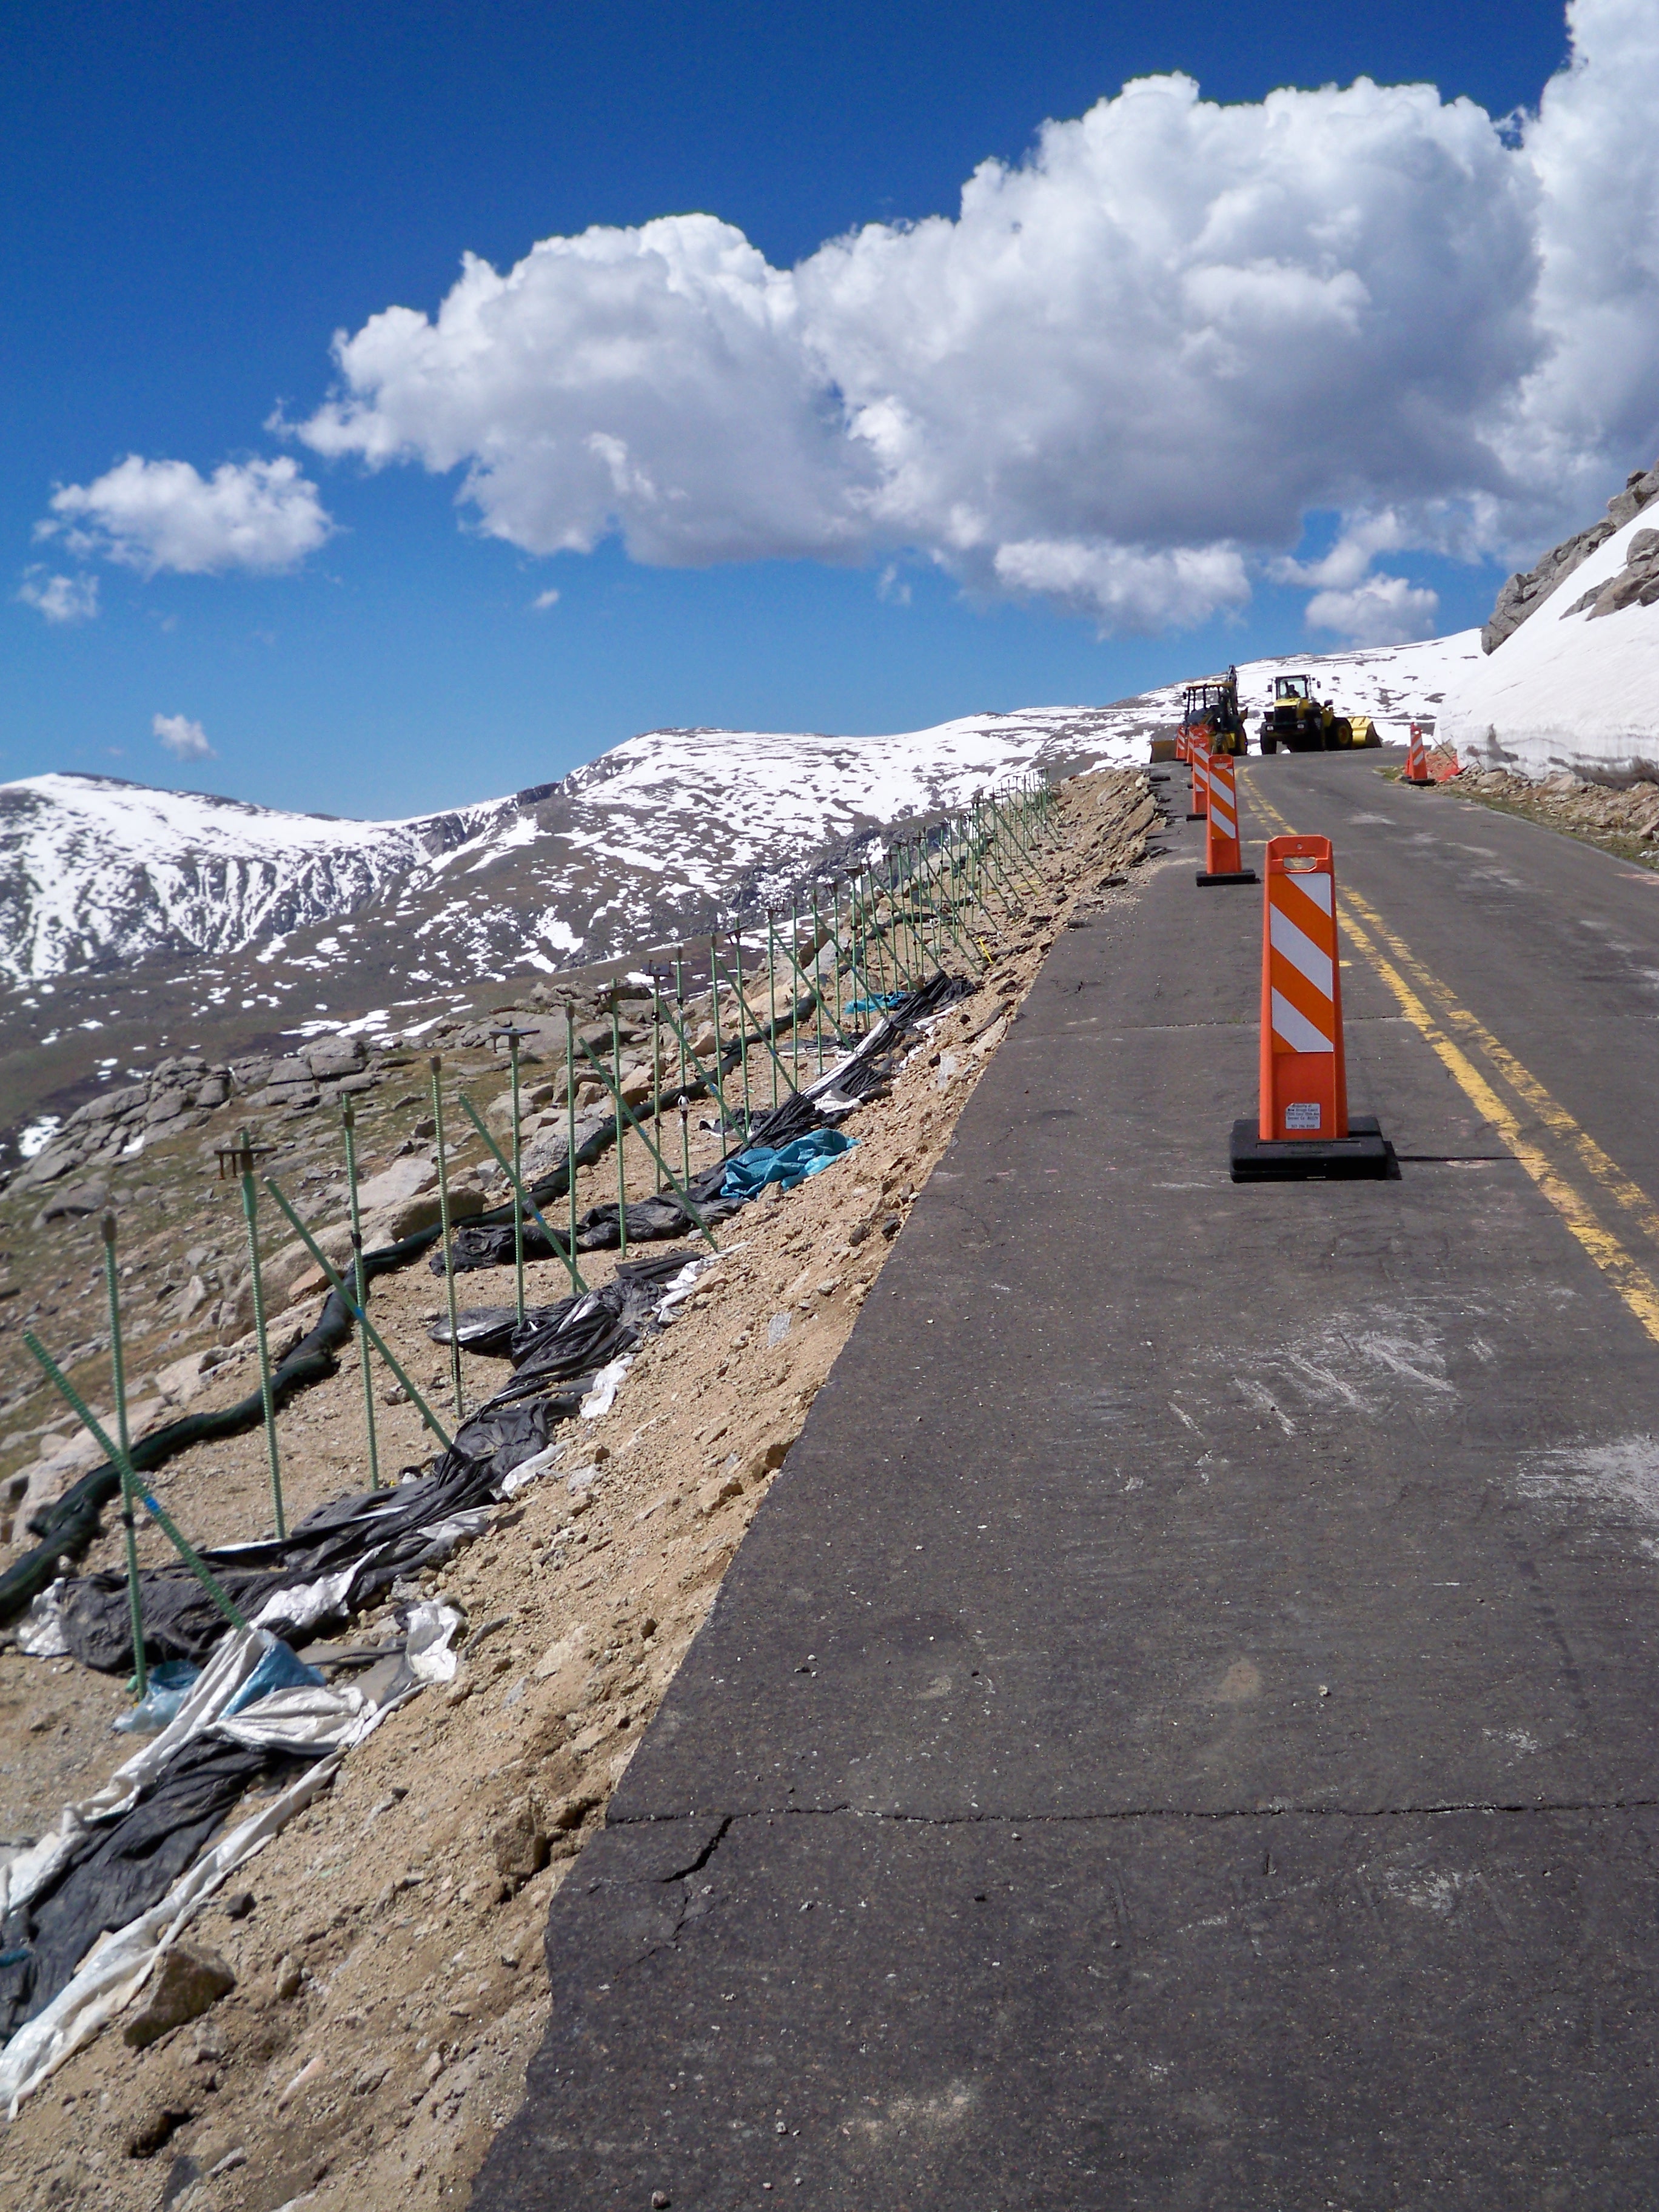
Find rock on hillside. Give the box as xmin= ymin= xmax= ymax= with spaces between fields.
xmin=1441 ymin=505 xmax=1659 ymax=779
xmin=1482 ymin=458 xmax=1659 ymax=654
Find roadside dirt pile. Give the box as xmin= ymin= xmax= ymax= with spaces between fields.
xmin=0 ymin=766 xmax=1160 ymax=2211
xmin=1430 ymin=763 xmax=1659 ymax=865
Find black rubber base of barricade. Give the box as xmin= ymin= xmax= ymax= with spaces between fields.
xmin=1230 ymin=1114 xmax=1393 ymax=1182
xmin=1186 ymin=810 xmax=1206 ymax=821
xmin=1196 ymin=870 xmax=1259 ymax=888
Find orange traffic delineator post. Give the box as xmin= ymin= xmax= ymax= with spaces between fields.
xmin=1403 ymin=722 xmax=1432 ymax=785
xmin=1230 ymin=834 xmax=1390 ymax=1181
xmin=1186 ymin=741 xmax=1211 ymax=820
xmin=1195 ymin=751 xmax=1258 ymax=888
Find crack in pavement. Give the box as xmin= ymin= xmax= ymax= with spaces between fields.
xmin=616 ymin=1793 xmax=1659 ymax=1839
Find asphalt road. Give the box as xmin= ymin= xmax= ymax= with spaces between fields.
xmin=476 ymin=751 xmax=1659 ymax=2210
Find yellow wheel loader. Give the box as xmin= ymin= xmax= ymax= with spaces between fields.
xmin=1256 ymin=674 xmax=1379 ymax=754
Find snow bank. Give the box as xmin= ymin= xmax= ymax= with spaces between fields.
xmin=1439 ymin=511 xmax=1659 ymax=780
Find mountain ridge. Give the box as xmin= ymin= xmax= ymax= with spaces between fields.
xmin=1 ymin=632 xmax=1478 ymax=1148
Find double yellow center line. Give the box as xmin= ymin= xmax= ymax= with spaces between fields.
xmin=1244 ymin=776 xmax=1659 ymax=1344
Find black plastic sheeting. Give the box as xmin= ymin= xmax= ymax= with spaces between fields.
xmin=437 ymin=1175 xmax=739 ymax=1272
xmin=0 ymin=1150 xmax=609 ymax=1630
xmin=0 ymin=1736 xmax=280 ymax=2038
xmin=53 ymin=1397 xmax=561 ymax=1675
xmin=451 ymin=1247 xmax=699 ymax=1410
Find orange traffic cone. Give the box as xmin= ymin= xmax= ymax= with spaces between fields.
xmin=1186 ymin=740 xmax=1211 ymax=821
xmin=1229 ymin=835 xmax=1390 ymax=1180
xmin=1196 ymin=752 xmax=1258 ymax=887
xmin=1404 ymin=723 xmax=1432 ymax=785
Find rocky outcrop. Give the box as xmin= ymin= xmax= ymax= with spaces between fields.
xmin=13 ymin=1035 xmax=375 ymax=1204
xmin=1483 ymin=460 xmax=1659 ymax=652
xmin=1561 ymin=526 xmax=1659 ymax=622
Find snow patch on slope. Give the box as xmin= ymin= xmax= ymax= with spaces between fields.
xmin=1439 ymin=513 xmax=1659 ymax=779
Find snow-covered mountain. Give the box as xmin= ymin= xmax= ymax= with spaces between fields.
xmin=2 ymin=632 xmax=1477 ymax=1011
xmin=0 ymin=776 xmax=516 ymax=987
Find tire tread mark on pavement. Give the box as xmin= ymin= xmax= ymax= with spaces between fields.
xmin=1244 ymin=774 xmax=1659 ymax=1347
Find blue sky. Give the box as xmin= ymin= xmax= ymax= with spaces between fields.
xmin=4 ymin=0 xmax=1635 ymax=819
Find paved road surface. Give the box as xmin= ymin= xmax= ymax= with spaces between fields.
xmin=477 ymin=751 xmax=1659 ymax=2210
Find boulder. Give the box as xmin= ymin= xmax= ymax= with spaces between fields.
xmin=306 ymin=1036 xmax=366 ymax=1078
xmin=270 ymin=1219 xmax=356 ymax=1296
xmin=492 ymin=1795 xmax=551 ymax=1885
xmin=144 ymin=1090 xmax=189 ymax=1126
xmin=154 ymin=1349 xmax=224 ymax=1406
xmin=65 ymin=1082 xmax=146 ymax=1130
xmin=17 ymin=1144 xmax=82 ymax=1190
xmin=361 ymin=1185 xmax=486 ymax=1245
xmin=353 ymin=1156 xmax=438 ymax=1214
xmin=37 ymin=1179 xmax=108 ymax=1224
xmin=122 ymin=1942 xmax=235 ymax=2049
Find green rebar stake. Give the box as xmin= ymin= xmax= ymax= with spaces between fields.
xmin=564 ymin=1002 xmax=581 ymax=1274
xmin=611 ymin=1009 xmax=629 ymax=1255
xmin=457 ymin=1095 xmax=589 ymax=1294
xmin=429 ymin=1057 xmax=466 ymax=1418
xmin=830 ymin=879 xmax=845 ymax=1035
xmin=228 ymin=1128 xmax=284 ymax=1541
xmin=100 ymin=1215 xmax=147 ymax=1698
xmin=264 ymin=1179 xmax=454 ymax=1450
xmin=764 ymin=910 xmax=780 ymax=1114
xmin=24 ymin=1330 xmax=251 ymax=1636
xmin=651 ymin=976 xmax=665 ymax=1193
xmin=340 ymin=1104 xmax=381 ymax=1490
xmin=704 ymin=945 xmax=731 ymax=1155
xmin=723 ymin=931 xmax=753 ymax=1134
xmin=566 ymin=1037 xmax=719 ymax=1252
xmin=679 ymin=1094 xmax=692 ymax=1190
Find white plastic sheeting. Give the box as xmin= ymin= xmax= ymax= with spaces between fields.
xmin=0 ymin=1603 xmax=461 ymax=2113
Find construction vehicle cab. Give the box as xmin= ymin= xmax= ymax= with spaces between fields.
xmin=1180 ymin=668 xmax=1247 ymax=756
xmin=1258 ymin=674 xmax=1379 ymax=754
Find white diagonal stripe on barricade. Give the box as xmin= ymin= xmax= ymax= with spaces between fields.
xmin=1269 ymin=903 xmax=1334 ymax=1000
xmin=1211 ymin=798 xmax=1236 ymax=837
xmin=1270 ymin=987 xmax=1335 ymax=1054
xmin=1283 ymin=868 xmax=1333 ymax=917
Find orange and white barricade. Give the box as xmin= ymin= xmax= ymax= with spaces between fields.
xmin=1187 ymin=741 xmax=1212 ymax=820
xmin=1404 ymin=723 xmax=1432 ymax=785
xmin=1229 ymin=835 xmax=1389 ymax=1180
xmin=1195 ymin=752 xmax=1258 ymax=887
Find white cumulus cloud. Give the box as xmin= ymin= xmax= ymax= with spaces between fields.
xmin=1305 ymin=574 xmax=1441 ymax=645
xmin=274 ymin=0 xmax=1658 ymax=635
xmin=153 ymin=712 xmax=215 ymax=762
xmin=16 ymin=569 xmax=99 ymax=623
xmin=41 ymin=455 xmax=333 ymax=577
